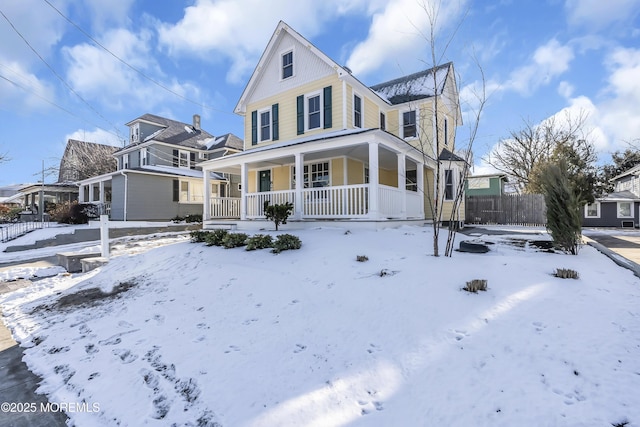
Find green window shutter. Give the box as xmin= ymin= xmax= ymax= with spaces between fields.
xmin=323 ymin=86 xmax=332 ymax=129
xmin=172 ymin=179 xmax=179 ymax=202
xmin=172 ymin=149 xmax=178 ymax=167
xmin=251 ymin=110 xmax=258 ymax=145
xmin=272 ymin=103 xmax=279 ymax=141
xmin=296 ymin=95 xmax=304 ymax=135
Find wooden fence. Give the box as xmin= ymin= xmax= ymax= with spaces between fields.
xmin=465 ymin=194 xmax=547 ymax=226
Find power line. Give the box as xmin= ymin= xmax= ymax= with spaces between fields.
xmin=42 ymin=0 xmax=234 ymax=115
xmin=0 ymin=68 xmax=124 ymax=142
xmin=0 ymin=7 xmax=126 ymax=141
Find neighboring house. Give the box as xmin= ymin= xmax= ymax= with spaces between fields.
xmin=583 ymin=165 xmax=640 ymax=228
xmin=78 ymin=114 xmax=242 ymax=221
xmin=465 ymin=173 xmax=508 ymax=197
xmin=200 ymin=21 xmax=465 ymax=228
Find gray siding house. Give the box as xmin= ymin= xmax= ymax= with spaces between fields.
xmin=583 ymin=165 xmax=640 ymax=228
xmin=78 ymin=113 xmax=242 ymax=221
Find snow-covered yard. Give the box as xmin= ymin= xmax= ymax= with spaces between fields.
xmin=1 ymin=225 xmax=639 ymax=426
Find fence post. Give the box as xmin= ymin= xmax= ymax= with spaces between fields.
xmin=100 ymin=215 xmax=109 ymax=258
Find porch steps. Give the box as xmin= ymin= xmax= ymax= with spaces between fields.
xmin=56 ymin=251 xmax=102 ymax=273
xmin=203 ymin=221 xmax=238 ymax=231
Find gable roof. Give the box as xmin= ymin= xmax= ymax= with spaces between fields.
xmin=370 ymin=62 xmax=452 ymax=105
xmin=611 ymin=163 xmax=640 ymax=182
xmin=439 ymin=147 xmax=467 ymax=162
xmin=58 ymin=139 xmax=119 ymax=183
xmin=235 ymin=21 xmax=353 ymax=114
xmin=121 ymin=114 xmax=242 ymax=153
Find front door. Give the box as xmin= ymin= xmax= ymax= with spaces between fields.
xmin=259 ymin=170 xmax=271 ymax=192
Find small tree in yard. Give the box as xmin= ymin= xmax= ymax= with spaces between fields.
xmin=540 ymin=160 xmax=582 ymax=255
xmin=263 ymin=201 xmax=293 ymax=231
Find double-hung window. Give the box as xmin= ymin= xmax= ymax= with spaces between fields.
xmin=307 ymin=94 xmax=321 ymax=130
xmin=178 ymin=150 xmax=189 ymax=168
xmin=618 ymin=202 xmax=633 ymax=218
xmin=353 ymin=94 xmax=362 ymax=128
xmin=380 ymin=112 xmax=386 ymax=131
xmin=585 ymin=202 xmax=600 ymax=218
xmin=402 ymin=110 xmax=417 ymax=138
xmin=444 ymin=169 xmax=454 ymax=200
xmin=292 ymin=162 xmax=330 ymax=188
xmin=282 ymin=51 xmax=293 ymax=79
xmin=259 ymin=109 xmax=271 ymax=142
xmin=141 ymin=148 xmax=148 ymax=166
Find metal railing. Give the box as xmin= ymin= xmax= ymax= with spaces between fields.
xmin=0 ymin=220 xmax=50 ymax=243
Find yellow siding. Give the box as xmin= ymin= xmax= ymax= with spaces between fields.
xmin=347 ymin=158 xmax=364 ymax=184
xmin=386 ymin=109 xmax=399 ymax=138
xmin=248 ymin=170 xmax=257 ymax=193
xmin=272 ymin=166 xmax=290 ymax=191
xmin=424 ymin=168 xmax=435 ymax=219
xmin=379 ymin=168 xmax=397 ymax=187
xmin=243 ymin=74 xmax=343 ymax=150
xmin=441 ymin=199 xmax=465 ymax=222
xmin=364 ymin=97 xmax=379 ymax=128
xmin=332 ymin=158 xmax=345 ymax=186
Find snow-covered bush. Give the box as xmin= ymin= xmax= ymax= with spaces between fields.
xmin=204 ymin=229 xmax=228 ymax=246
xmin=222 ymin=232 xmax=249 ymax=249
xmin=245 ymin=234 xmax=273 ymax=251
xmin=271 ymin=234 xmax=301 ymax=253
xmin=463 ymin=279 xmax=488 ymax=293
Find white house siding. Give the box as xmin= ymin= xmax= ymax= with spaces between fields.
xmin=247 ymin=31 xmax=336 ymax=104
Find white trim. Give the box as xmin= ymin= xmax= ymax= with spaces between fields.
xmin=305 ymin=90 xmax=323 ymax=131
xmin=400 ymin=108 xmax=418 ymax=140
xmin=584 ymin=202 xmax=600 ymax=218
xmin=258 ymin=107 xmax=272 ymax=142
xmin=280 ymin=47 xmax=295 ymax=81
xmin=617 ymin=201 xmax=634 ymax=218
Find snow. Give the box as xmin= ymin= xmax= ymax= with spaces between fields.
xmin=1 ymin=225 xmax=640 ymax=426
xmin=372 ymin=66 xmax=449 ymax=102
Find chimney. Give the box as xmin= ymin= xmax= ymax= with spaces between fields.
xmin=193 ymin=114 xmax=201 ymax=131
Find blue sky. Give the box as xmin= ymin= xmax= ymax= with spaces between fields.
xmin=1 ymin=0 xmax=639 ymax=186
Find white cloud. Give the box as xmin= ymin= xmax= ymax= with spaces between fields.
xmin=62 ymin=28 xmax=201 ymax=110
xmin=82 ymin=0 xmax=136 ymax=31
xmin=0 ymin=60 xmax=56 ymax=111
xmin=157 ymin=0 xmax=376 ymax=84
xmin=504 ymin=39 xmax=574 ymax=96
xmin=557 ymin=81 xmax=575 ymax=99
xmin=346 ymin=0 xmax=468 ymax=77
xmin=565 ymin=0 xmax=640 ymax=29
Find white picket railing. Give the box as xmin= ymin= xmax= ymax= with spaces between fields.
xmin=406 ymin=191 xmax=424 ymax=218
xmin=303 ymin=184 xmax=369 ymax=218
xmin=246 ymin=190 xmax=295 ymax=218
xmin=378 ymin=185 xmax=403 ymax=218
xmin=210 ymin=197 xmax=241 ymax=218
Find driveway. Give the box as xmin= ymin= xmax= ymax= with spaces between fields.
xmin=583 ymin=230 xmax=640 ymax=266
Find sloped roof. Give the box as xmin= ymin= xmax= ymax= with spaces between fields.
xmin=598 ymin=190 xmax=640 ymax=201
xmin=439 ymin=147 xmax=467 ymax=162
xmin=611 ymin=163 xmax=640 ymax=182
xmin=121 ymin=114 xmax=242 ymax=152
xmin=370 ymin=63 xmax=452 ymax=105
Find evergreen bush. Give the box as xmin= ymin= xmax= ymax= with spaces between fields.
xmin=264 ymin=201 xmax=294 ymax=231
xmin=190 ymin=230 xmax=210 ymax=243
xmin=272 ymin=234 xmax=302 ymax=253
xmin=245 ymin=234 xmax=273 ymax=251
xmin=222 ymin=232 xmax=249 ymax=249
xmin=204 ymin=229 xmax=228 ymax=246
xmin=540 ymin=161 xmax=582 ymax=254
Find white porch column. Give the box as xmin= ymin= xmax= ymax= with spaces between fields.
xmin=78 ymin=185 xmax=85 ymax=203
xmin=294 ymin=152 xmax=304 ymax=220
xmin=417 ymin=163 xmax=425 ymax=218
xmin=240 ymin=162 xmax=247 ymax=221
xmin=88 ymin=184 xmax=94 ymax=202
xmin=99 ymin=181 xmax=105 ymax=203
xmin=203 ymin=170 xmax=211 ymax=220
xmin=368 ymin=141 xmax=379 ymax=220
xmin=397 ymin=153 xmax=407 ymax=219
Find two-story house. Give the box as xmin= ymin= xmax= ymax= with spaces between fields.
xmin=583 ymin=165 xmax=640 ymax=228
xmin=78 ymin=113 xmax=242 ymax=221
xmin=200 ymin=21 xmax=465 ymax=228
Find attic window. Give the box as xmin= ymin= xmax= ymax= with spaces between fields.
xmin=402 ymin=110 xmax=417 ymax=139
xmin=131 ymin=124 xmax=140 ymax=143
xmin=282 ymin=51 xmax=293 ymax=79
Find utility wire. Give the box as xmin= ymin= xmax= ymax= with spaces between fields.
xmin=0 ymin=69 xmax=124 ymax=142
xmin=42 ymin=0 xmax=234 ymax=115
xmin=0 ymin=7 xmax=125 ymax=141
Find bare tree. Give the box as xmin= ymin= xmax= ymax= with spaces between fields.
xmin=483 ymin=111 xmax=591 ymax=193
xmin=55 ymin=139 xmax=118 ymax=182
xmin=410 ymin=0 xmax=486 ymax=257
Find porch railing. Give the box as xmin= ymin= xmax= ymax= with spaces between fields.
xmin=378 ymin=185 xmax=403 ymax=218
xmin=303 ymin=184 xmax=369 ymax=218
xmin=0 ymin=220 xmax=49 ymax=243
xmin=210 ymin=197 xmax=241 ymax=218
xmin=406 ymin=190 xmax=424 ymax=218
xmin=246 ymin=190 xmax=295 ymax=218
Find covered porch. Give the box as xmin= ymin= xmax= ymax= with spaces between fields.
xmin=78 ymin=174 xmax=113 ymax=216
xmin=201 ymin=129 xmax=436 ymax=223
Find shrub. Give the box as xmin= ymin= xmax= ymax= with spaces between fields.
xmin=264 ymin=201 xmax=294 ymax=231
xmin=185 ymin=214 xmax=202 ymax=223
xmin=50 ymin=201 xmax=93 ymax=224
xmin=356 ymin=255 xmax=369 ymax=262
xmin=171 ymin=215 xmax=185 ymax=223
xmin=222 ymin=232 xmax=249 ymax=249
xmin=245 ymin=234 xmax=273 ymax=251
xmin=554 ymin=268 xmax=579 ymax=279
xmin=463 ymin=279 xmax=488 ymax=293
xmin=204 ymin=229 xmax=228 ymax=246
xmin=272 ymin=234 xmax=301 ymax=253
xmin=190 ymin=230 xmax=210 ymax=243
xmin=0 ymin=205 xmax=22 ymax=222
